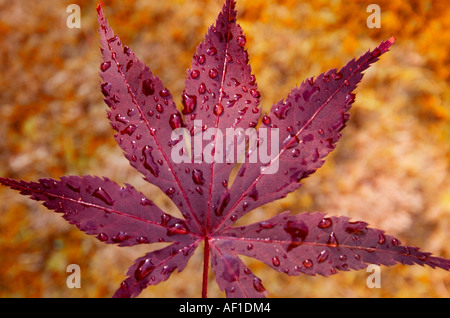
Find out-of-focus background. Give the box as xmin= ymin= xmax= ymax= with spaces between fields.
xmin=0 ymin=0 xmax=449 ymax=298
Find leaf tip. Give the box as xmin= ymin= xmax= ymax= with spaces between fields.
xmin=96 ymin=2 xmax=104 ymax=14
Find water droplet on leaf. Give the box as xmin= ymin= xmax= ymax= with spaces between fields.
xmin=100 ymin=61 xmax=111 ymax=71
xmin=209 ymin=69 xmax=218 ymax=78
xmin=303 ymin=259 xmax=313 ymax=268
xmin=182 ymin=92 xmax=197 ymax=114
xmin=142 ymin=79 xmax=155 ymax=96
xmin=169 ymin=113 xmax=183 ymax=129
xmin=318 ymin=217 xmax=332 ymax=229
xmin=134 ymin=258 xmax=155 ymax=281
xmin=93 ymin=187 xmax=114 ymax=205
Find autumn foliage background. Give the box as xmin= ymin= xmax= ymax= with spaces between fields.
xmin=0 ymin=0 xmax=449 ymax=297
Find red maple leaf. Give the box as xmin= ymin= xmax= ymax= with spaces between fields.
xmin=1 ymin=0 xmax=448 ymax=298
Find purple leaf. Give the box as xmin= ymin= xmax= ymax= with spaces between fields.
xmin=114 ymin=240 xmax=200 ymax=298
xmin=181 ymin=0 xmax=261 ymax=230
xmin=0 ymin=0 xmax=448 ymax=299
xmin=98 ymin=6 xmax=202 ymax=234
xmin=215 ymin=212 xmax=450 ymax=277
xmin=0 ymin=176 xmax=197 ymax=246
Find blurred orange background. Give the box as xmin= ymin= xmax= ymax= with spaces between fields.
xmin=0 ymin=0 xmax=449 ymax=297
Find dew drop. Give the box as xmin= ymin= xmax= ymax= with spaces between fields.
xmin=317 ymin=250 xmax=329 ymax=263
xmin=333 ymin=72 xmax=343 ymax=80
xmin=345 ymin=93 xmax=356 ymax=105
xmin=159 ymin=88 xmax=170 ymax=97
xmin=209 ymin=69 xmax=218 ymax=78
xmin=273 ymin=100 xmax=291 ymax=119
xmin=207 ymin=46 xmax=217 ymax=55
xmin=192 ymin=169 xmax=204 ymax=185
xmin=120 ymin=124 xmax=137 ymax=136
xmin=237 ymin=35 xmax=246 ymax=47
xmin=259 ymin=221 xmax=275 ymax=230
xmin=303 ymin=259 xmax=313 ymax=268
xmin=262 ymin=115 xmax=271 ymax=125
xmin=97 ymin=233 xmax=108 ymax=241
xmin=182 ymin=92 xmax=197 ymax=114
xmin=165 ymin=187 xmax=175 ymax=196
xmin=107 ymin=35 xmax=118 ymax=43
xmin=142 ymin=145 xmax=159 ymax=177
xmin=93 ymin=187 xmax=114 ymax=205
xmin=327 ymin=232 xmax=339 ymax=247
xmin=198 ymin=83 xmax=206 ymax=94
xmin=142 ymin=79 xmax=155 ymax=96
xmin=197 ymin=54 xmax=206 ymax=64
xmin=292 ymin=149 xmax=300 ymax=157
xmin=400 ymin=247 xmax=410 ymax=256
xmin=250 ymin=89 xmax=260 ymax=98
xmin=100 ymin=61 xmax=111 ymax=71
xmin=160 ymin=213 xmax=172 ymax=226
xmin=101 ymin=82 xmax=112 ymax=96
xmin=140 ymin=198 xmax=153 ymax=206
xmin=214 ymin=103 xmax=224 ymax=116
xmin=215 ymin=192 xmax=230 ymax=216
xmin=134 ymin=258 xmax=155 ymax=281
xmin=284 ymin=220 xmax=309 ymax=251
xmin=253 ymin=277 xmax=265 ymax=293
xmin=378 ymin=233 xmax=386 ymax=245
xmin=318 ymin=217 xmax=332 ymax=229
xmin=169 ymin=113 xmax=183 ymax=129
xmin=112 ymin=232 xmax=131 ymax=243
xmin=136 ymin=236 xmax=149 ymax=244
xmin=167 ymin=222 xmax=189 ymax=236
xmin=126 ymin=60 xmax=134 ymax=71
xmin=127 ymin=109 xmax=136 ymax=117
xmin=120 ymin=281 xmax=128 ymax=290
xmin=123 ymin=45 xmax=131 ymax=55
xmin=191 ymin=69 xmax=200 ymax=79
xmin=272 ymin=257 xmax=280 ymax=267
